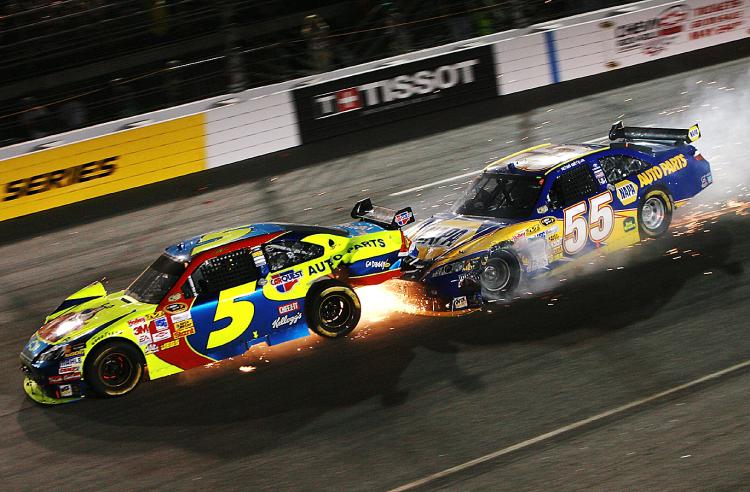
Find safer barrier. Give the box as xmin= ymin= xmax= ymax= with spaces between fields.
xmin=1 ymin=0 xmax=748 ymax=222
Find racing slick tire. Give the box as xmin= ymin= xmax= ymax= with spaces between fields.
xmin=638 ymin=190 xmax=672 ymax=238
xmin=84 ymin=340 xmax=144 ymax=398
xmin=306 ymin=280 xmax=361 ymax=338
xmin=480 ymin=250 xmax=521 ymax=298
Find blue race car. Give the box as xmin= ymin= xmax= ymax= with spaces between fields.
xmin=399 ymin=122 xmax=712 ymax=311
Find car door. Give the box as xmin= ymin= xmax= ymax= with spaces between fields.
xmin=546 ymin=163 xmax=615 ymax=257
xmin=182 ymin=247 xmax=266 ymax=360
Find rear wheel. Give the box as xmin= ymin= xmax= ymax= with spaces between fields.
xmin=638 ymin=190 xmax=672 ymax=238
xmin=84 ymin=341 xmax=143 ymax=398
xmin=306 ymin=280 xmax=361 ymax=338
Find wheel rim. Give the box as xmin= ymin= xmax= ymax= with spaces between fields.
xmin=98 ymin=352 xmax=134 ymax=389
xmin=319 ymin=294 xmax=353 ymax=331
xmin=481 ymin=259 xmax=511 ymax=292
xmin=642 ymin=197 xmax=666 ymax=230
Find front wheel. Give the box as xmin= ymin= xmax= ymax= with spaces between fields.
xmin=84 ymin=341 xmax=143 ymax=398
xmin=638 ymin=190 xmax=672 ymax=238
xmin=480 ymin=250 xmax=521 ymax=298
xmin=306 ymin=280 xmax=361 ymax=338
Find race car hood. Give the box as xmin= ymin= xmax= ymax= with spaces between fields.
xmin=405 ymin=214 xmax=516 ymax=262
xmin=22 ymin=291 xmax=155 ymax=362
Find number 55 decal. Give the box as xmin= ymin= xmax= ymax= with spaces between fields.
xmin=563 ymin=191 xmax=614 ymax=255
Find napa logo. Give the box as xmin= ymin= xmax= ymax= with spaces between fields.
xmin=615 ymin=180 xmax=638 ymax=206
xmin=269 ymin=269 xmax=303 ymax=293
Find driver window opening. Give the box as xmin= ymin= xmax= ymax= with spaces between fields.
xmin=262 ymin=240 xmax=324 ymax=272
xmin=190 ymin=248 xmax=259 ymax=297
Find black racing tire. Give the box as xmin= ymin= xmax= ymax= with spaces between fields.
xmin=84 ymin=340 xmax=143 ymax=398
xmin=480 ymin=250 xmax=521 ymax=298
xmin=306 ymin=280 xmax=361 ymax=339
xmin=638 ymin=189 xmax=672 ymax=238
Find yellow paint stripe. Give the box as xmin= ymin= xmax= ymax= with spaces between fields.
xmin=485 ymin=143 xmax=552 ymax=169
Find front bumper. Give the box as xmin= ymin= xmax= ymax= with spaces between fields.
xmin=23 ymin=376 xmax=82 ymax=405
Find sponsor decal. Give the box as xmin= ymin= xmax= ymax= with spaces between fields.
xmin=541 ymin=217 xmax=556 ymax=226
xmin=167 ymin=293 xmax=183 ymax=302
xmin=174 ymin=326 xmax=195 ymax=338
xmin=3 ymin=157 xmax=117 ymax=202
xmin=624 ymin=216 xmax=637 ymax=232
xmin=701 ymin=172 xmax=713 ymax=188
xmin=616 ymin=180 xmax=639 ymax=206
xmin=170 ymin=311 xmax=192 ymax=323
xmin=145 ymin=311 xmax=163 ymax=321
xmin=559 ymin=159 xmax=585 ymax=172
xmin=154 ymin=317 xmax=169 ymax=331
xmin=313 ymin=60 xmax=481 ymax=119
xmin=453 ymin=296 xmax=468 ymax=309
xmin=160 ymin=339 xmax=180 ymax=350
xmin=128 ymin=316 xmax=146 ymax=328
xmin=636 ymin=154 xmax=688 ymax=187
xmin=272 ymin=312 xmax=304 ymax=329
xmin=366 ymin=260 xmax=392 ymax=269
xmin=278 ymin=301 xmax=300 ymax=315
xmin=270 ymin=269 xmax=303 ymax=293
xmin=59 ymin=384 xmax=73 ymax=397
xmin=526 ymin=224 xmax=541 ymax=235
xmin=136 ymin=332 xmax=152 ymax=346
xmin=394 ymin=210 xmax=414 ymax=227
xmin=145 ymin=343 xmax=159 ymax=354
xmin=307 ymin=261 xmax=328 ymax=275
xmin=174 ymin=319 xmax=194 ymax=332
xmin=293 ymin=46 xmax=496 ymax=142
xmin=152 ymin=330 xmax=171 ymax=342
xmin=165 ymin=302 xmax=188 ymax=315
xmin=48 ymin=375 xmax=63 ymax=384
xmin=346 ymin=238 xmax=388 ymax=253
xmin=415 ymin=228 xmax=469 ymax=248
xmin=63 ymin=372 xmax=81 ymax=381
xmin=690 ymin=0 xmax=744 ymax=40
xmin=64 ymin=348 xmax=85 ymax=357
xmin=58 ymin=356 xmax=82 ymax=374
xmin=615 ymin=5 xmax=688 ymax=56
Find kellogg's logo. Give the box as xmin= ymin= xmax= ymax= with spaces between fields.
xmin=270 ymin=270 xmax=303 ymax=293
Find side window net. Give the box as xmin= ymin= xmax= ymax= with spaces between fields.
xmin=554 ymin=165 xmax=598 ymax=207
xmin=191 ymin=248 xmax=259 ymax=296
xmin=263 ymin=240 xmax=324 ymax=272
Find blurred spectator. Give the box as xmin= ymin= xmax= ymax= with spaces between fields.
xmin=109 ymin=78 xmax=139 ymax=119
xmin=301 ymin=14 xmax=333 ymax=73
xmin=163 ymin=60 xmax=184 ymax=105
xmin=58 ymin=98 xmax=88 ymax=131
xmin=441 ymin=2 xmax=472 ymax=42
xmin=149 ymin=0 xmax=170 ymax=38
xmin=19 ymin=96 xmax=51 ymax=140
xmin=382 ymin=2 xmax=412 ymax=56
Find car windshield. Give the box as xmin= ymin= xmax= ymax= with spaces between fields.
xmin=451 ymin=173 xmax=542 ymax=219
xmin=125 ymin=254 xmax=186 ymax=304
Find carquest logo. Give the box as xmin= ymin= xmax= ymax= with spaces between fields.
xmin=314 ymin=59 xmax=480 ymax=118
xmin=270 ymin=270 xmax=303 ymax=293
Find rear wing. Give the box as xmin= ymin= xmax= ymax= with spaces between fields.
xmin=351 ymin=198 xmax=415 ymax=230
xmin=609 ymin=121 xmax=700 ymax=145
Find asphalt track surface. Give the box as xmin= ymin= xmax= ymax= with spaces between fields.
xmin=2 ymin=57 xmax=750 ymax=490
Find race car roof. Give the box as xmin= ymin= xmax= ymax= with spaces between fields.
xmin=164 ymin=223 xmax=350 ymax=260
xmin=485 ymin=143 xmax=603 ymax=174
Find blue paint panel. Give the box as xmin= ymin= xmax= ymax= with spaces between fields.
xmin=544 ymin=31 xmax=561 ymax=84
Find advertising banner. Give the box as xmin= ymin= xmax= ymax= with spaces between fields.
xmin=0 ymin=113 xmax=206 ymax=221
xmin=292 ymin=45 xmax=497 ymax=143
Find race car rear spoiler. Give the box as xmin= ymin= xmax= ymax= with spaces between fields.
xmin=351 ymin=198 xmax=415 ymax=230
xmin=609 ymin=121 xmax=701 ymax=144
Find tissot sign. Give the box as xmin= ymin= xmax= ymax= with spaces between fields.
xmin=293 ymin=45 xmax=496 ymax=142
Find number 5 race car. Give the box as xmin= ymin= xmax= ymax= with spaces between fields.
xmin=20 ymin=200 xmax=414 ymax=404
xmin=400 ymin=122 xmax=712 ymax=312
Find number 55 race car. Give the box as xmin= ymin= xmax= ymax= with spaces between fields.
xmin=20 ymin=199 xmax=414 ymax=404
xmin=400 ymin=122 xmax=712 ymax=312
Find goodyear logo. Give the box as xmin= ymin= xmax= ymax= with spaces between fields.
xmin=615 ymin=180 xmax=638 ymax=206
xmin=4 ymin=157 xmax=117 ymax=201
xmin=637 ymin=154 xmax=687 ymax=187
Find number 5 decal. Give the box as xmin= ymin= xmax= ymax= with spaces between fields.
xmin=563 ymin=191 xmax=614 ymax=255
xmin=206 ymin=282 xmax=256 ymax=349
